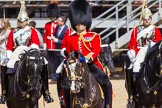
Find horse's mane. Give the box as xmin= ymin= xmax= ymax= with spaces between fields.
xmin=144 ymin=41 xmax=162 ymax=62
xmin=71 ymin=51 xmax=90 ymax=71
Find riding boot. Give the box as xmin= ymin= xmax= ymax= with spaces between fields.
xmin=57 ymin=73 xmax=65 ymax=105
xmin=0 ymin=66 xmax=7 ymax=104
xmin=125 ymin=68 xmax=135 ymax=108
xmin=104 ymin=79 xmax=112 ymax=108
xmin=41 ymin=64 xmax=54 ymax=103
xmin=88 ymin=64 xmax=112 ymax=108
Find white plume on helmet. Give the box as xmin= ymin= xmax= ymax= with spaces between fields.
xmin=142 ymin=8 xmax=152 ymax=20
xmin=17 ymin=0 xmax=29 ymax=22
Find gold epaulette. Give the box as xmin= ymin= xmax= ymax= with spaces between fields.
xmin=79 ymin=32 xmax=101 ymax=52
xmin=80 ymin=32 xmax=98 ymax=42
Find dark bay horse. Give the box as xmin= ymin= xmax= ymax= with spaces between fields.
xmin=62 ymin=51 xmax=104 ymax=108
xmin=6 ymin=48 xmax=44 ymax=108
xmin=99 ymin=39 xmax=116 ymax=76
xmin=133 ymin=41 xmax=162 ymax=108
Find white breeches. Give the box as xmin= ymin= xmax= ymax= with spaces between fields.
xmin=7 ymin=46 xmax=48 ymax=68
xmin=133 ymin=47 xmax=148 ymax=73
xmin=7 ymin=46 xmax=29 ymax=68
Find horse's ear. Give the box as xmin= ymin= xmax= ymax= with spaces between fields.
xmin=74 ymin=50 xmax=79 ymax=58
xmin=64 ymin=50 xmax=68 ymax=57
xmin=102 ymin=38 xmax=110 ymax=44
xmin=41 ymin=49 xmax=48 ymax=57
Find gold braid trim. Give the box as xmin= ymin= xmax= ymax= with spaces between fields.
xmin=79 ymin=32 xmax=97 ymax=52
xmin=98 ymin=84 xmax=104 ymax=99
xmin=85 ymin=52 xmax=94 ymax=61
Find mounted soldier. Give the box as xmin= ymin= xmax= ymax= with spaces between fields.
xmin=126 ymin=3 xmax=162 ymax=106
xmin=0 ymin=0 xmax=53 ymax=104
xmin=59 ymin=0 xmax=112 ymax=108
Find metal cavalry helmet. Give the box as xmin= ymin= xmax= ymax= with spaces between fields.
xmin=142 ymin=8 xmax=152 ymax=20
xmin=17 ymin=0 xmax=29 ymax=22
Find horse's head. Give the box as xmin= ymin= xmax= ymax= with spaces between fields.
xmin=65 ymin=51 xmax=88 ymax=94
xmin=63 ymin=51 xmax=103 ymax=107
xmin=19 ymin=48 xmax=44 ymax=91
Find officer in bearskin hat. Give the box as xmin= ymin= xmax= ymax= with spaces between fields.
xmin=126 ymin=6 xmax=162 ymax=106
xmin=43 ymin=3 xmax=60 ymax=82
xmin=0 ymin=0 xmax=53 ymax=104
xmin=60 ymin=0 xmax=112 ymax=108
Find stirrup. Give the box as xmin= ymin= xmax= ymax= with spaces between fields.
xmin=44 ymin=94 xmax=54 ymax=103
xmin=0 ymin=95 xmax=6 ymax=104
xmin=106 ymin=104 xmax=110 ymax=108
xmin=59 ymin=96 xmax=65 ymax=105
xmin=127 ymin=98 xmax=135 ymax=108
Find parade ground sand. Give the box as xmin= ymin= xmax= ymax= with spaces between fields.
xmin=0 ymin=79 xmax=127 ymax=108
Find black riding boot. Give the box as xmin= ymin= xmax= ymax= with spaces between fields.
xmin=97 ymin=73 xmax=112 ymax=108
xmin=125 ymin=68 xmax=135 ymax=108
xmin=103 ymin=79 xmax=112 ymax=108
xmin=42 ymin=65 xmax=54 ymax=103
xmin=57 ymin=73 xmax=65 ymax=105
xmin=0 ymin=66 xmax=7 ymax=104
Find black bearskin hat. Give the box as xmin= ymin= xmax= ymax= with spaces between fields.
xmin=47 ymin=4 xmax=60 ymax=18
xmin=68 ymin=0 xmax=92 ymax=31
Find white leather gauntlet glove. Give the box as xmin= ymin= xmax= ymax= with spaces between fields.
xmin=127 ymin=49 xmax=136 ymax=63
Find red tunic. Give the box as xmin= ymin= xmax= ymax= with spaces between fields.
xmin=43 ymin=21 xmax=58 ymax=49
xmin=128 ymin=26 xmax=162 ymax=56
xmin=62 ymin=31 xmax=103 ymax=70
xmin=6 ymin=27 xmax=40 ymax=51
xmin=61 ymin=28 xmax=73 ymax=51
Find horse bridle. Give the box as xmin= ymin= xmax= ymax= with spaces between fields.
xmin=66 ymin=54 xmax=84 ymax=93
xmin=66 ymin=52 xmax=97 ymax=108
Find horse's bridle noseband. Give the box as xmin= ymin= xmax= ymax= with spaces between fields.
xmin=67 ymin=55 xmax=83 ymax=93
